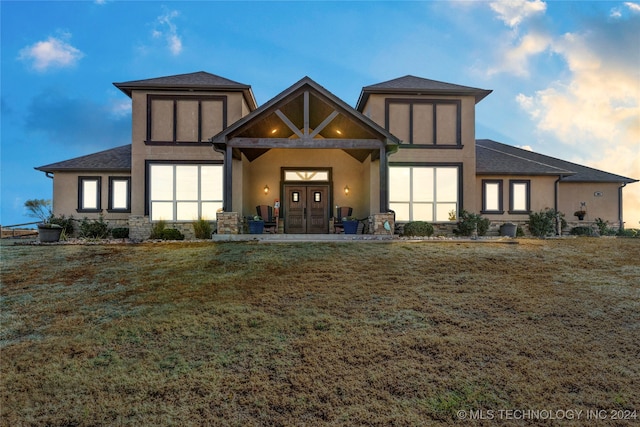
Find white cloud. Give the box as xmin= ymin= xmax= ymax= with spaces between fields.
xmin=490 ymin=0 xmax=546 ymax=28
xmin=517 ymin=145 xmax=533 ymax=151
xmin=109 ymin=100 xmax=131 ymax=118
xmin=516 ymin=20 xmax=640 ymax=226
xmin=153 ymin=9 xmax=182 ymax=56
xmin=488 ymin=31 xmax=551 ymax=76
xmin=625 ymin=2 xmax=640 ymax=13
xmin=18 ymin=34 xmax=84 ymax=72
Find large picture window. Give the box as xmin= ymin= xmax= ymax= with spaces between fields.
xmin=149 ymin=163 xmax=223 ymax=221
xmin=77 ymin=176 xmax=101 ymax=213
xmin=509 ymin=180 xmax=530 ymax=213
xmin=389 ymin=166 xmax=459 ymax=221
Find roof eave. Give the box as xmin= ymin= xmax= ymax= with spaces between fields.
xmin=356 ymin=88 xmax=493 ymax=111
xmin=35 ymin=166 xmax=131 ymax=173
xmin=113 ymin=83 xmax=257 ymax=110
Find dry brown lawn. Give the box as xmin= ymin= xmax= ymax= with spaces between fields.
xmin=1 ymin=238 xmax=639 ymax=426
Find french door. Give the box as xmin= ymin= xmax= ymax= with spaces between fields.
xmin=284 ymin=185 xmax=329 ymax=234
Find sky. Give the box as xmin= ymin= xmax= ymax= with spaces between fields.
xmin=1 ymin=0 xmax=639 ymax=228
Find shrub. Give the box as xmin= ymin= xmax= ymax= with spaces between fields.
xmin=79 ymin=216 xmax=110 ymax=239
xmin=24 ymin=198 xmax=52 ymax=223
xmin=528 ymin=208 xmax=566 ymax=238
xmin=111 ymin=227 xmax=129 ymax=239
xmin=193 ymin=218 xmax=213 ymax=239
xmin=161 ymin=228 xmax=184 ymax=240
xmin=149 ymin=220 xmax=167 ymax=239
xmin=516 ymin=225 xmax=525 ymax=237
xmin=617 ymin=228 xmax=639 ymax=238
xmin=50 ymin=215 xmax=75 ymax=237
xmin=570 ymin=226 xmax=595 ymax=236
xmin=453 ymin=210 xmax=490 ymax=236
xmin=402 ymin=221 xmax=434 ymax=237
xmin=594 ymin=218 xmax=616 ymax=236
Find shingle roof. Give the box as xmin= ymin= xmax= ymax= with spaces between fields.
xmin=114 ymin=71 xmax=257 ymax=109
xmin=477 ymin=139 xmax=638 ymax=183
xmin=35 ymin=144 xmax=131 ymax=173
xmin=357 ymin=75 xmax=492 ymax=110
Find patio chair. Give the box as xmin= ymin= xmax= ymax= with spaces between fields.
xmin=256 ymin=205 xmax=277 ymax=233
xmin=333 ymin=206 xmax=353 ymax=234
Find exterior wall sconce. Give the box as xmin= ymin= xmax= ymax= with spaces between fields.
xmin=344 ymin=185 xmax=350 ymax=195
xmin=263 ymin=185 xmax=269 ymax=195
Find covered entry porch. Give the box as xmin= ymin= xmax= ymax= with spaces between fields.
xmin=211 ymin=77 xmax=399 ymax=234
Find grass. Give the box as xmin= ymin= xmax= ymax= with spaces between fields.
xmin=1 ymin=238 xmax=639 ymax=426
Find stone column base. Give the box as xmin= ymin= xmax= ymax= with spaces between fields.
xmin=217 ymin=212 xmax=240 ymax=235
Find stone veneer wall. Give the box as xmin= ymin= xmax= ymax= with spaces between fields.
xmin=217 ymin=212 xmax=240 ymax=235
xmin=129 ymin=215 xmax=152 ymax=241
xmin=129 ymin=215 xmax=219 ymax=240
xmin=370 ymin=213 xmax=395 ymax=235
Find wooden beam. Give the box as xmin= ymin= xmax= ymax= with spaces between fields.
xmin=228 ymin=137 xmax=384 ymax=149
xmin=309 ymin=110 xmax=339 ymax=138
xmin=379 ymin=146 xmax=388 ymax=213
xmin=275 ymin=109 xmax=303 ymax=138
xmin=304 ymin=91 xmax=310 ymax=137
xmin=224 ymin=145 xmax=233 ymax=212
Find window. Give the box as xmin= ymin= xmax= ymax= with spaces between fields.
xmin=482 ymin=180 xmax=503 ymax=214
xmin=108 ymin=177 xmax=131 ymax=212
xmin=78 ymin=176 xmax=101 ymax=212
xmin=509 ymin=180 xmax=530 ymax=213
xmin=389 ymin=166 xmax=459 ymax=221
xmin=149 ymin=163 xmax=223 ymax=221
xmin=147 ymin=95 xmax=227 ymax=144
xmin=386 ymin=99 xmax=461 ymax=145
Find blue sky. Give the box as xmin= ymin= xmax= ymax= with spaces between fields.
xmin=2 ymin=0 xmax=639 ymax=227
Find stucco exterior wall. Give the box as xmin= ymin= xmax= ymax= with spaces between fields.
xmin=241 ymin=148 xmax=370 ymax=219
xmin=129 ymin=90 xmax=247 ymax=218
xmin=475 ymin=175 xmax=557 ymax=222
xmin=364 ymin=94 xmax=478 ymax=214
xmin=51 ymin=171 xmax=132 ymax=234
xmin=558 ymin=182 xmax=621 ymax=224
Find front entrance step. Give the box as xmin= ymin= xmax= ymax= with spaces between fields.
xmin=212 ymin=233 xmax=395 ymax=242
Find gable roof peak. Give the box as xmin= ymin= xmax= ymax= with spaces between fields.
xmin=357 ymin=75 xmax=492 ymax=109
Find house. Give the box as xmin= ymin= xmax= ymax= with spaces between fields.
xmin=36 ymin=71 xmax=637 ymax=238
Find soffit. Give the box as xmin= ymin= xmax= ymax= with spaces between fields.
xmin=213 ymin=77 xmax=399 ymax=162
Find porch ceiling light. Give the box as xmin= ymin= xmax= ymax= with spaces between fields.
xmin=271 ymin=128 xmax=278 ymax=134
xmin=344 ymin=185 xmax=350 ymax=195
xmin=264 ymin=185 xmax=270 ymax=194
xmin=336 ymin=129 xmax=342 ymax=135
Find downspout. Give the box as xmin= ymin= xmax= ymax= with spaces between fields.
xmin=618 ymin=182 xmax=627 ymax=230
xmin=554 ymin=175 xmax=564 ymax=235
xmin=45 ymin=172 xmax=54 ymax=179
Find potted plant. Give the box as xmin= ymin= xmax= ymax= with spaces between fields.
xmin=24 ymin=199 xmax=63 ymax=242
xmin=574 ymin=210 xmax=586 ymax=221
xmin=342 ymin=216 xmax=359 ymax=234
xmin=248 ymin=215 xmax=264 ymax=234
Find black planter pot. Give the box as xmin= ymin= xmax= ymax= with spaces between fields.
xmin=38 ymin=224 xmax=63 ymax=242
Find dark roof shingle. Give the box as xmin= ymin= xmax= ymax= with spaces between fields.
xmin=476 ymin=139 xmax=637 ymax=183
xmin=357 ymin=75 xmax=492 ymax=109
xmin=35 ymin=144 xmax=131 ymax=172
xmin=114 ymin=71 xmax=257 ymax=109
